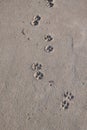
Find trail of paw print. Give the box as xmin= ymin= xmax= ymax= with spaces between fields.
xmin=31 ymin=62 xmax=44 ymax=80
xmin=30 ymin=15 xmax=41 ymax=26
xmin=44 ymin=34 xmax=54 ymax=53
xmin=46 ymin=0 xmax=54 ymax=8
xmin=61 ymin=91 xmax=74 ymax=110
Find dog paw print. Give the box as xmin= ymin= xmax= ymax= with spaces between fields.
xmin=34 ymin=71 xmax=44 ymax=80
xmin=30 ymin=15 xmax=41 ymax=26
xmin=34 ymin=15 xmax=41 ymax=21
xmin=61 ymin=100 xmax=69 ymax=110
xmin=61 ymin=91 xmax=74 ymax=110
xmin=44 ymin=34 xmax=53 ymax=42
xmin=46 ymin=0 xmax=54 ymax=8
xmin=64 ymin=91 xmax=74 ymax=101
xmin=31 ymin=62 xmax=44 ymax=80
xmin=44 ymin=45 xmax=54 ymax=53
xmin=31 ymin=62 xmax=42 ymax=71
xmin=49 ymin=80 xmax=55 ymax=87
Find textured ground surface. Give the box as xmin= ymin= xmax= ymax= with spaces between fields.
xmin=0 ymin=0 xmax=87 ymax=130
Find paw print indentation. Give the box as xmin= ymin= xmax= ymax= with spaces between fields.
xmin=44 ymin=45 xmax=54 ymax=53
xmin=61 ymin=100 xmax=69 ymax=110
xmin=64 ymin=91 xmax=74 ymax=101
xmin=61 ymin=91 xmax=74 ymax=110
xmin=34 ymin=71 xmax=44 ymax=80
xmin=44 ymin=34 xmax=53 ymax=42
xmin=46 ymin=0 xmax=54 ymax=8
xmin=31 ymin=63 xmax=42 ymax=71
xmin=30 ymin=15 xmax=41 ymax=26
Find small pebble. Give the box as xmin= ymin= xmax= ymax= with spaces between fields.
xmin=48 ymin=0 xmax=53 ymax=2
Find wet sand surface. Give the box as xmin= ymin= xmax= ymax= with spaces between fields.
xmin=0 ymin=0 xmax=87 ymax=130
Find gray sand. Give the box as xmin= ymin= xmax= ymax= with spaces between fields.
xmin=0 ymin=0 xmax=87 ymax=130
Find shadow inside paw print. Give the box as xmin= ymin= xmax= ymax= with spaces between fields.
xmin=48 ymin=0 xmax=53 ymax=2
xmin=21 ymin=28 xmax=25 ymax=35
